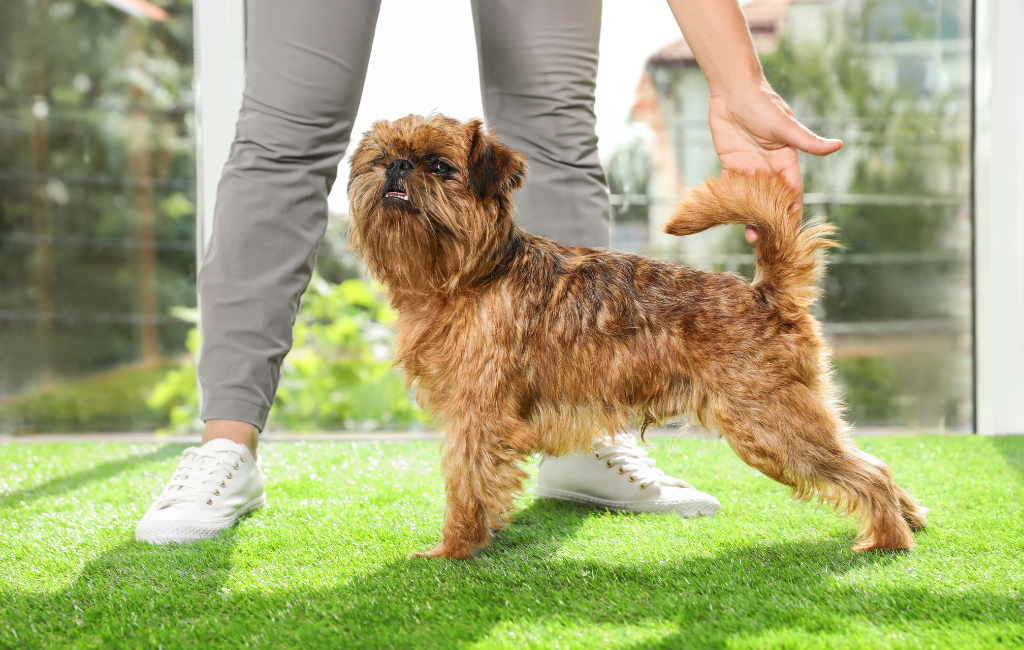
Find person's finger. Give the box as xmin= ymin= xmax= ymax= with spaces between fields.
xmin=770 ymin=156 xmax=806 ymax=214
xmin=777 ymin=117 xmax=843 ymax=157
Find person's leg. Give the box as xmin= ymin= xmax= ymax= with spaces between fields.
xmin=199 ymin=0 xmax=382 ymax=440
xmin=470 ymin=0 xmax=609 ymax=248
xmin=471 ymin=0 xmax=719 ymax=518
xmin=137 ymin=0 xmax=382 ymax=544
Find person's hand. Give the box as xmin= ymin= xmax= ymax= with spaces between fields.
xmin=708 ymin=81 xmax=842 ymax=242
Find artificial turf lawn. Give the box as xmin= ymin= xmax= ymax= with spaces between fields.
xmin=1 ymin=435 xmax=1022 ymax=649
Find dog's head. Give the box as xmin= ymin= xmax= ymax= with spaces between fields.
xmin=348 ymin=114 xmax=527 ymax=295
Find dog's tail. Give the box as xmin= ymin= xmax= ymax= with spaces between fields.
xmin=664 ymin=172 xmax=838 ymax=314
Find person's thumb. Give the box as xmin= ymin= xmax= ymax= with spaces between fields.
xmin=780 ymin=119 xmax=843 ymax=156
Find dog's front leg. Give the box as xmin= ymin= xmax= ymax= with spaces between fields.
xmin=410 ymin=414 xmax=532 ymax=560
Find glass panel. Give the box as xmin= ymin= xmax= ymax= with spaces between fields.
xmin=608 ymin=0 xmax=973 ymax=432
xmin=0 ymin=0 xmax=196 ymax=432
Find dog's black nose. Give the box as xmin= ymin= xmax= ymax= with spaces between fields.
xmin=386 ymin=158 xmax=414 ymax=177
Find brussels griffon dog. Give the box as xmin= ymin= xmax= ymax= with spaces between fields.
xmin=347 ymin=114 xmax=927 ymax=559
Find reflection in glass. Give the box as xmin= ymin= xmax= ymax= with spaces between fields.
xmin=608 ymin=0 xmax=973 ymax=431
xmin=0 ymin=0 xmax=195 ymax=432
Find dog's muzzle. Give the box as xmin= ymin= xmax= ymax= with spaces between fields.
xmin=384 ymin=158 xmax=413 ymax=203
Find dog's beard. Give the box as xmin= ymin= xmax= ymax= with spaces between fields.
xmin=349 ymin=171 xmax=507 ymax=295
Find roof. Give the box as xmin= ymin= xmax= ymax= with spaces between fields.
xmin=101 ymin=0 xmax=168 ymax=21
xmin=743 ymin=0 xmax=792 ymax=31
xmin=648 ymin=39 xmax=696 ymax=67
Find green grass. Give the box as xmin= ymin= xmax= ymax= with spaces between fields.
xmin=2 ymin=435 xmax=1022 ymax=649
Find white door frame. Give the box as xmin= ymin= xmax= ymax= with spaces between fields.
xmin=193 ymin=0 xmax=246 ymax=412
xmin=974 ymin=0 xmax=1024 ymax=434
xmin=193 ymin=0 xmax=246 ymax=260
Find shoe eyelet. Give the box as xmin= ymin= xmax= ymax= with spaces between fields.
xmin=618 ymin=467 xmax=626 ymax=474
xmin=606 ymin=459 xmax=614 ymax=468
xmin=215 ymin=490 xmax=220 ymax=496
xmin=234 ymin=464 xmax=239 ymax=470
xmin=206 ymin=499 xmax=213 ymax=505
xmin=628 ymin=476 xmax=637 ymax=483
xmin=594 ymin=453 xmax=600 ymax=459
xmin=227 ymin=473 xmax=233 ymax=480
xmin=221 ymin=481 xmax=227 ymax=488
xmin=240 ymin=457 xmax=246 ymax=462
xmin=639 ymin=484 xmax=649 ymax=490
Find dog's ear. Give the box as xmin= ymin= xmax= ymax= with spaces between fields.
xmin=465 ymin=119 xmax=527 ymax=201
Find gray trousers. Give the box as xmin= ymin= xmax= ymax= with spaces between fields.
xmin=199 ymin=0 xmax=610 ymax=430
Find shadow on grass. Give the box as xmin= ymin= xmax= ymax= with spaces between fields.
xmin=0 ymin=444 xmax=184 ymax=510
xmin=8 ymin=499 xmax=1023 ymax=649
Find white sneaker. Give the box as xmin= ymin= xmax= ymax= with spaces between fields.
xmin=534 ymin=434 xmax=720 ymax=518
xmin=135 ymin=438 xmax=266 ymax=544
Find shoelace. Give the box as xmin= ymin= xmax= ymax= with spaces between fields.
xmin=593 ymin=435 xmax=695 ymax=490
xmin=155 ymin=446 xmax=245 ymax=508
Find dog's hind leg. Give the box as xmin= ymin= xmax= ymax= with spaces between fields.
xmin=411 ymin=410 xmax=534 ymax=560
xmin=710 ymin=387 xmax=922 ymax=552
xmin=897 ymin=486 xmax=929 ymax=531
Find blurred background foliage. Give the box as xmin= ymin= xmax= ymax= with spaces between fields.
xmin=0 ymin=269 xmax=425 ymax=433
xmin=2 ymin=0 xmax=974 ymax=434
xmin=0 ymin=0 xmax=196 ymax=427
xmin=608 ymin=0 xmax=972 ymax=430
xmin=0 ymin=0 xmax=423 ymax=433
xmin=757 ymin=0 xmax=969 ymax=429
xmin=146 ymin=273 xmax=426 ymax=434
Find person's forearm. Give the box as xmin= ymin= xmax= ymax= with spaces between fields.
xmin=665 ymin=0 xmax=763 ymax=95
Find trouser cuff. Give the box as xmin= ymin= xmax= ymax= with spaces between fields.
xmin=200 ymin=398 xmax=270 ymax=433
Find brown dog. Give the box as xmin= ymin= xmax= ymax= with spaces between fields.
xmin=347 ymin=113 xmax=927 ymax=559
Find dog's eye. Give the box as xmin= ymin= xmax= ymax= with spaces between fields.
xmin=431 ymin=161 xmax=454 ymax=176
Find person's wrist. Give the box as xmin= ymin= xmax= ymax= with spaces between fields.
xmin=706 ymin=63 xmax=767 ymax=99
xmin=708 ymin=75 xmax=771 ymax=102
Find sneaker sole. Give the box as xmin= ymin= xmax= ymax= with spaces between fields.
xmin=534 ymin=486 xmax=720 ymax=518
xmin=135 ymin=493 xmax=267 ymax=545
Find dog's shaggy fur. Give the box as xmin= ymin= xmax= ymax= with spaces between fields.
xmin=347 ymin=114 xmax=927 ymax=559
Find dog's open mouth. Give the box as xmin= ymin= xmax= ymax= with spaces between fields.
xmin=382 ymin=182 xmax=414 ymax=209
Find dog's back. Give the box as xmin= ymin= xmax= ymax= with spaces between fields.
xmin=476 ymin=206 xmax=828 ymax=459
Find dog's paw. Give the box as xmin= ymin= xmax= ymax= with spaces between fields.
xmin=407 ymin=549 xmax=435 ymax=559
xmin=407 ymin=542 xmax=475 ymax=560
xmin=902 ymin=505 xmax=929 ymax=532
xmin=851 ymin=535 xmax=914 ymax=553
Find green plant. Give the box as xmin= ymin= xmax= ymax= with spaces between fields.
xmin=147 ymin=276 xmax=426 ymax=432
xmin=272 ymin=276 xmax=425 ymax=431
xmin=145 ymin=327 xmax=202 ymax=432
xmin=0 ymin=363 xmax=176 ymax=433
